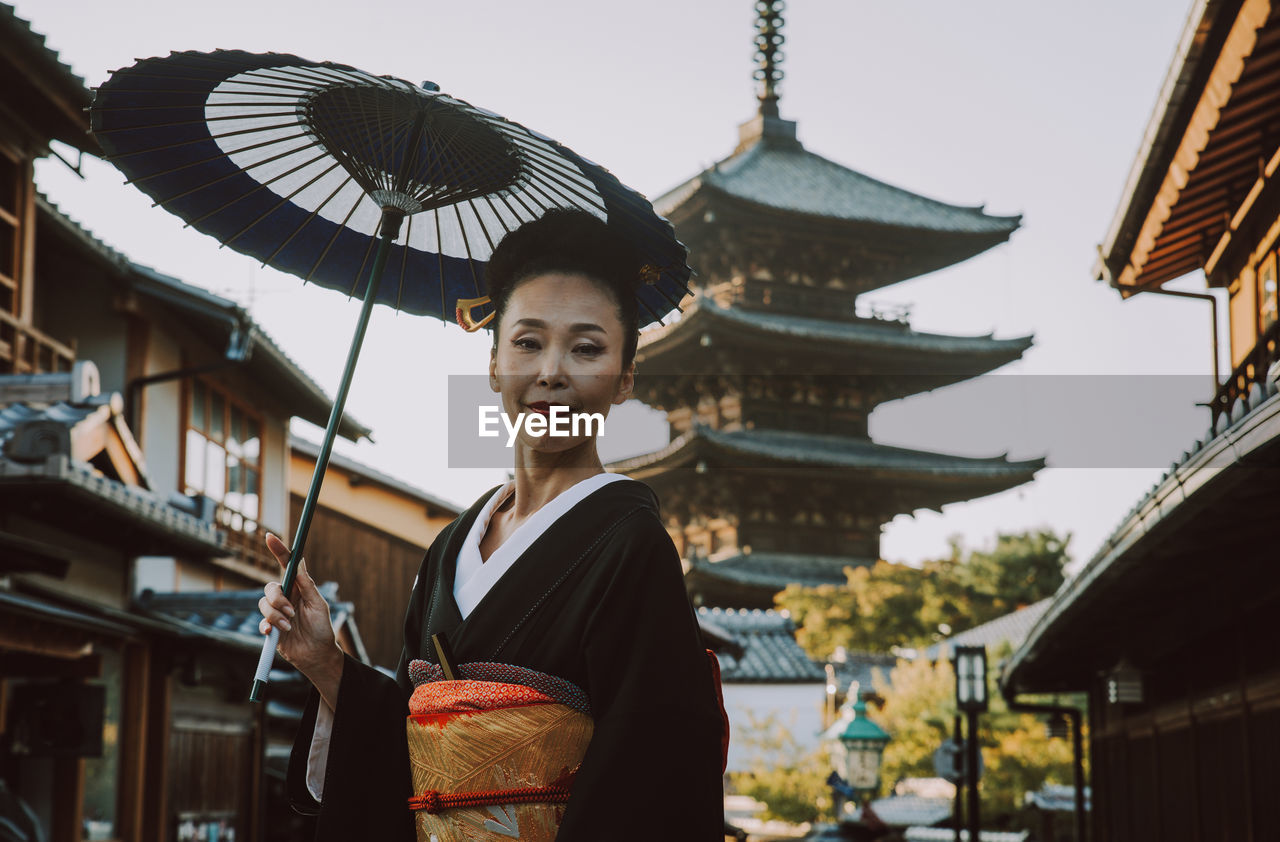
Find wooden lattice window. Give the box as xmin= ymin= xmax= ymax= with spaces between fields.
xmin=0 ymin=145 xmax=20 ymax=317
xmin=183 ymin=379 xmax=263 ymax=534
xmin=1260 ymin=251 xmax=1277 ymax=333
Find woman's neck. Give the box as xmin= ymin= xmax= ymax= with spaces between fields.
xmin=507 ymin=441 xmax=605 ymax=518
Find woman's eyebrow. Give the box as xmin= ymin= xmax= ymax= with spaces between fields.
xmin=512 ymin=318 xmax=607 ymax=334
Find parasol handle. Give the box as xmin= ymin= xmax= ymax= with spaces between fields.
xmin=250 ymin=209 xmax=404 ymax=703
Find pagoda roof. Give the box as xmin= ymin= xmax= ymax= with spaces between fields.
xmin=657 ymin=136 xmax=1020 ymax=238
xmin=686 ymin=552 xmax=865 ymax=610
xmin=691 ymin=552 xmax=863 ymax=590
xmin=610 ymin=425 xmax=1044 ymax=485
xmin=638 ymin=297 xmax=1033 ymax=372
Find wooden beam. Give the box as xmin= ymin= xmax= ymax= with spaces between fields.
xmin=141 ymin=655 xmax=171 ymax=842
xmin=116 ymin=643 xmax=150 ymax=842
xmin=1204 ymin=142 xmax=1280 ymax=276
xmin=0 ymin=612 xmax=93 ymax=660
xmin=0 ymin=651 xmax=100 ymax=679
xmin=51 ymin=757 xmax=85 ymax=842
xmin=1125 ymin=0 xmax=1272 ymax=287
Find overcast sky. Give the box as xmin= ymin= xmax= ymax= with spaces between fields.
xmin=22 ymin=0 xmax=1210 ymax=570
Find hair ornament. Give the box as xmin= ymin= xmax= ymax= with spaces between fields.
xmin=455 ymin=295 xmax=494 ymax=332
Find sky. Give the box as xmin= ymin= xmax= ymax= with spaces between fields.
xmin=20 ymin=0 xmax=1214 ymax=572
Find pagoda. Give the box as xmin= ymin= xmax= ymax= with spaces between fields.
xmin=609 ymin=2 xmax=1043 ymax=609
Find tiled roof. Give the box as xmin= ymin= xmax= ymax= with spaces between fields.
xmin=36 ymin=195 xmax=371 ymax=441
xmin=698 ymin=607 xmax=825 ymax=683
xmin=829 ymin=651 xmax=899 ymax=697
xmin=924 ymin=599 xmax=1053 ymax=662
xmin=0 ymin=3 xmax=97 ymax=152
xmin=640 ymin=296 xmax=1035 ymax=359
xmin=0 ymin=395 xmax=223 ymax=556
xmin=904 ymin=829 xmax=1029 ymax=842
xmin=656 ymin=138 xmax=1020 ymax=235
xmin=689 ymin=552 xmax=863 ymax=590
xmin=612 ymin=424 xmax=1045 ymax=479
xmin=135 ymin=582 xmax=368 ymax=663
xmin=290 ymin=435 xmax=461 ymax=517
xmin=1024 ymin=784 xmax=1092 ymax=813
xmin=1004 ymin=376 xmax=1280 ymax=692
xmin=853 ymin=795 xmax=954 ymax=828
xmin=0 ymin=398 xmax=101 ymax=441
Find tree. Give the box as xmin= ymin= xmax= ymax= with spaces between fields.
xmin=869 ymin=648 xmax=1078 ymax=827
xmin=727 ymin=711 xmax=834 ymax=826
xmin=776 ymin=528 xmax=1071 ymax=659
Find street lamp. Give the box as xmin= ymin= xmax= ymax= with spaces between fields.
xmin=953 ymin=645 xmax=988 ymax=713
xmin=822 ymin=682 xmax=890 ymax=818
xmin=952 ymin=645 xmax=987 ymax=842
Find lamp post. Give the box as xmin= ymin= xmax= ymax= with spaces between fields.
xmin=953 ymin=646 xmax=988 ymax=842
xmin=822 ymin=682 xmax=890 ymax=821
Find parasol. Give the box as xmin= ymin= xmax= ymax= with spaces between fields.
xmin=89 ymin=50 xmax=691 ymax=701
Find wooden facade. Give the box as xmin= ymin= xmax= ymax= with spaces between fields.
xmin=1008 ymin=2 xmax=1280 ymax=840
xmin=0 ymin=7 xmax=449 ymax=841
xmin=288 ymin=438 xmax=459 ymax=668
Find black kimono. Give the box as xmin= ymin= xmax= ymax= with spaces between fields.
xmin=286 ymin=478 xmax=726 ymax=840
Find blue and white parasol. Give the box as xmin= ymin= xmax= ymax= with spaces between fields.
xmin=89 ymin=49 xmax=691 ymax=700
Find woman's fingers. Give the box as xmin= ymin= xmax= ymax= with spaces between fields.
xmin=263 ymin=533 xmax=322 ymax=603
xmin=263 ymin=582 xmax=296 ymax=618
xmin=265 ymin=532 xmax=291 ymax=567
xmin=258 ymin=595 xmax=293 ymax=633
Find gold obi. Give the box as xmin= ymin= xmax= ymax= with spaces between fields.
xmin=406 ymin=676 xmax=593 ymax=842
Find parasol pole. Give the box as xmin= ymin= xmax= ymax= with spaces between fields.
xmin=250 ymin=207 xmax=405 ymax=703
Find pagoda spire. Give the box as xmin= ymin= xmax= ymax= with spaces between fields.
xmin=739 ymin=0 xmax=799 ymax=151
xmin=754 ymin=0 xmax=786 ymax=119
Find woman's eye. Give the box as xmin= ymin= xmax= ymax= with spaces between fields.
xmin=513 ymin=337 xmax=539 ymax=350
xmin=574 ymin=344 xmax=603 ymax=355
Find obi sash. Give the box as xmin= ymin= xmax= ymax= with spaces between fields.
xmin=405 ymin=660 xmax=593 ymax=842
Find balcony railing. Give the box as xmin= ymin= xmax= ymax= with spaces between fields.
xmin=214 ymin=503 xmax=278 ymax=575
xmin=1211 ymin=319 xmax=1280 ymax=429
xmin=0 ymin=310 xmax=76 ymax=374
xmin=704 ymin=279 xmax=912 ymax=325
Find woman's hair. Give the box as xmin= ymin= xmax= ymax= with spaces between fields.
xmin=485 ymin=209 xmax=641 ymax=367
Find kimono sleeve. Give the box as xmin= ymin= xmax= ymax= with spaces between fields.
xmin=554 ymin=511 xmax=725 ymax=841
xmin=285 ymin=549 xmax=436 ymax=841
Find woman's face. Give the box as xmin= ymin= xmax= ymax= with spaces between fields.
xmin=489 ymin=272 xmax=634 ymax=454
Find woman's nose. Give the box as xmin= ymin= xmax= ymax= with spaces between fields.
xmin=536 ymin=351 xmax=568 ymax=387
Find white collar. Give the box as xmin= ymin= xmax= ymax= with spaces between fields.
xmin=453 ymin=472 xmax=629 ymax=619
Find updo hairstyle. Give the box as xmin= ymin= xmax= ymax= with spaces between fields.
xmin=485 ymin=209 xmax=641 ymax=367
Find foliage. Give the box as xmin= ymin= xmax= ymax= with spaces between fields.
xmin=727 ymin=710 xmax=834 ymax=826
xmin=869 ymin=645 xmax=1079 ymax=825
xmin=777 ymin=529 xmax=1070 ymax=658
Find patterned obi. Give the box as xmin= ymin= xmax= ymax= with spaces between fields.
xmin=405 ymin=660 xmax=593 ymax=842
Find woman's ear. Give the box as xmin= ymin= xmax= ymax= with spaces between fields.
xmin=613 ymin=361 xmax=636 ymax=405
xmin=489 ymin=346 xmax=500 ymax=393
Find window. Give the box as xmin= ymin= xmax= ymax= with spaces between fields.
xmin=0 ymin=145 xmax=21 ymax=318
xmin=1260 ymin=251 xmax=1277 ymax=333
xmin=184 ymin=379 xmax=262 ymax=534
xmin=82 ymin=646 xmax=122 ymax=841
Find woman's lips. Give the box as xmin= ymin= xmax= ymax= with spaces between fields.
xmin=526 ymin=401 xmax=570 ymax=416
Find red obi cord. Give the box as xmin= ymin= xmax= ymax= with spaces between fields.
xmin=408 ymin=783 xmax=573 ymax=814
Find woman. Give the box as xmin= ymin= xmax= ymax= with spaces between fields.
xmin=258 ymin=209 xmax=726 ymax=841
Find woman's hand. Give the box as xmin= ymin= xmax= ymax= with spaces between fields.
xmin=259 ymin=533 xmax=344 ymax=708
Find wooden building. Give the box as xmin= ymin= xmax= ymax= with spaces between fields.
xmin=288 ymin=436 xmax=460 ymax=669
xmin=1003 ymin=2 xmax=1280 ymax=841
xmin=0 ymin=6 xmax=457 ymax=839
xmin=609 ymin=1 xmax=1042 ymax=609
